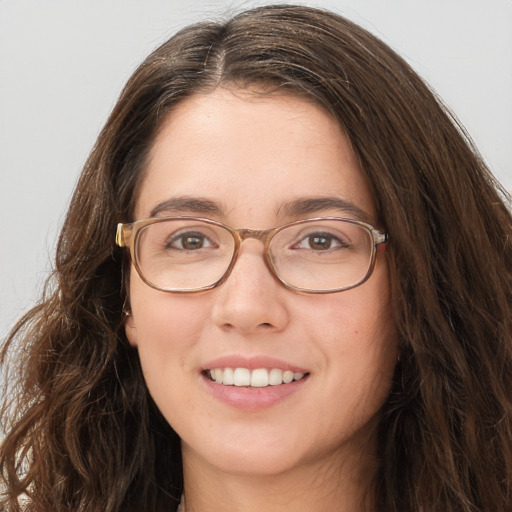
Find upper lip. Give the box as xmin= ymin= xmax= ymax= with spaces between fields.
xmin=202 ymin=355 xmax=308 ymax=373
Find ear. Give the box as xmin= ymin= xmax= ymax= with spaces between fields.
xmin=124 ymin=311 xmax=138 ymax=347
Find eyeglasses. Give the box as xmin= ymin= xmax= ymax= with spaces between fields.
xmin=116 ymin=216 xmax=388 ymax=294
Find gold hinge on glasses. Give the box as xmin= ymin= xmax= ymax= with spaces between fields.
xmin=116 ymin=223 xmax=126 ymax=247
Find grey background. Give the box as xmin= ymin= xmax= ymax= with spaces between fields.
xmin=1 ymin=0 xmax=511 ymax=339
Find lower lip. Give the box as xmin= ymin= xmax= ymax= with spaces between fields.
xmin=201 ymin=373 xmax=309 ymax=410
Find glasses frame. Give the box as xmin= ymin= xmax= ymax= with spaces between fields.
xmin=116 ymin=216 xmax=388 ymax=294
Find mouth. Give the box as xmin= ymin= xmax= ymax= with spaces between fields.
xmin=204 ymin=367 xmax=309 ymax=387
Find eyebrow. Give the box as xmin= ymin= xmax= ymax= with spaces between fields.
xmin=149 ymin=196 xmax=225 ymax=218
xmin=148 ymin=195 xmax=369 ymax=223
xmin=278 ymin=197 xmax=369 ymax=222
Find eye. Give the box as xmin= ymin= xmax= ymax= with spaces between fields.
xmin=167 ymin=231 xmax=215 ymax=251
xmin=294 ymin=232 xmax=349 ymax=251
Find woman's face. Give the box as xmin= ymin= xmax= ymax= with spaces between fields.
xmin=125 ymin=88 xmax=397 ymax=478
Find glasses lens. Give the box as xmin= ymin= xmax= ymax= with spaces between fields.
xmin=269 ymin=219 xmax=374 ymax=292
xmin=135 ymin=219 xmax=235 ymax=291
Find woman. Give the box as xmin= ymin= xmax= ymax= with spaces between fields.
xmin=1 ymin=5 xmax=511 ymax=511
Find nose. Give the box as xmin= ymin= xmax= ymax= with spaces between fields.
xmin=211 ymin=240 xmax=290 ymax=335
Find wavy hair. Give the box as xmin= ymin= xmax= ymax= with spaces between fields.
xmin=1 ymin=5 xmax=511 ymax=511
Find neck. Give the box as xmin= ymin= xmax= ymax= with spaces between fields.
xmin=181 ymin=444 xmax=377 ymax=512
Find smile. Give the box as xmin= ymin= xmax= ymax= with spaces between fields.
xmin=207 ymin=368 xmax=307 ymax=387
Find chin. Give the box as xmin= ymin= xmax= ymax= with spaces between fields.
xmin=181 ymin=426 xmax=312 ymax=477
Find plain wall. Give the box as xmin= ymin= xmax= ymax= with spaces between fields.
xmin=1 ymin=0 xmax=511 ymax=338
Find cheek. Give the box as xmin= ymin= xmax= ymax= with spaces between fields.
xmin=127 ymin=275 xmax=210 ymax=356
xmin=302 ymin=266 xmax=397 ymax=384
xmin=127 ymin=279 xmax=212 ymax=420
xmin=307 ymin=288 xmax=394 ymax=348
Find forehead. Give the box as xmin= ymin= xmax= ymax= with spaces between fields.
xmin=134 ymin=88 xmax=377 ymax=226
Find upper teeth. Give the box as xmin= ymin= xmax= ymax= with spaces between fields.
xmin=208 ymin=368 xmax=306 ymax=387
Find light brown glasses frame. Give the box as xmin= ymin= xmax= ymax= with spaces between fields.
xmin=116 ymin=216 xmax=388 ymax=294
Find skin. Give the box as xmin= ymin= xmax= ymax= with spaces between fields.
xmin=125 ymin=88 xmax=398 ymax=512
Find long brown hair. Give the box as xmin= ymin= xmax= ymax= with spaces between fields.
xmin=2 ymin=5 xmax=511 ymax=511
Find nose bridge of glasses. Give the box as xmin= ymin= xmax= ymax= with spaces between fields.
xmin=236 ymin=227 xmax=274 ymax=244
xmin=226 ymin=227 xmax=278 ymax=286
